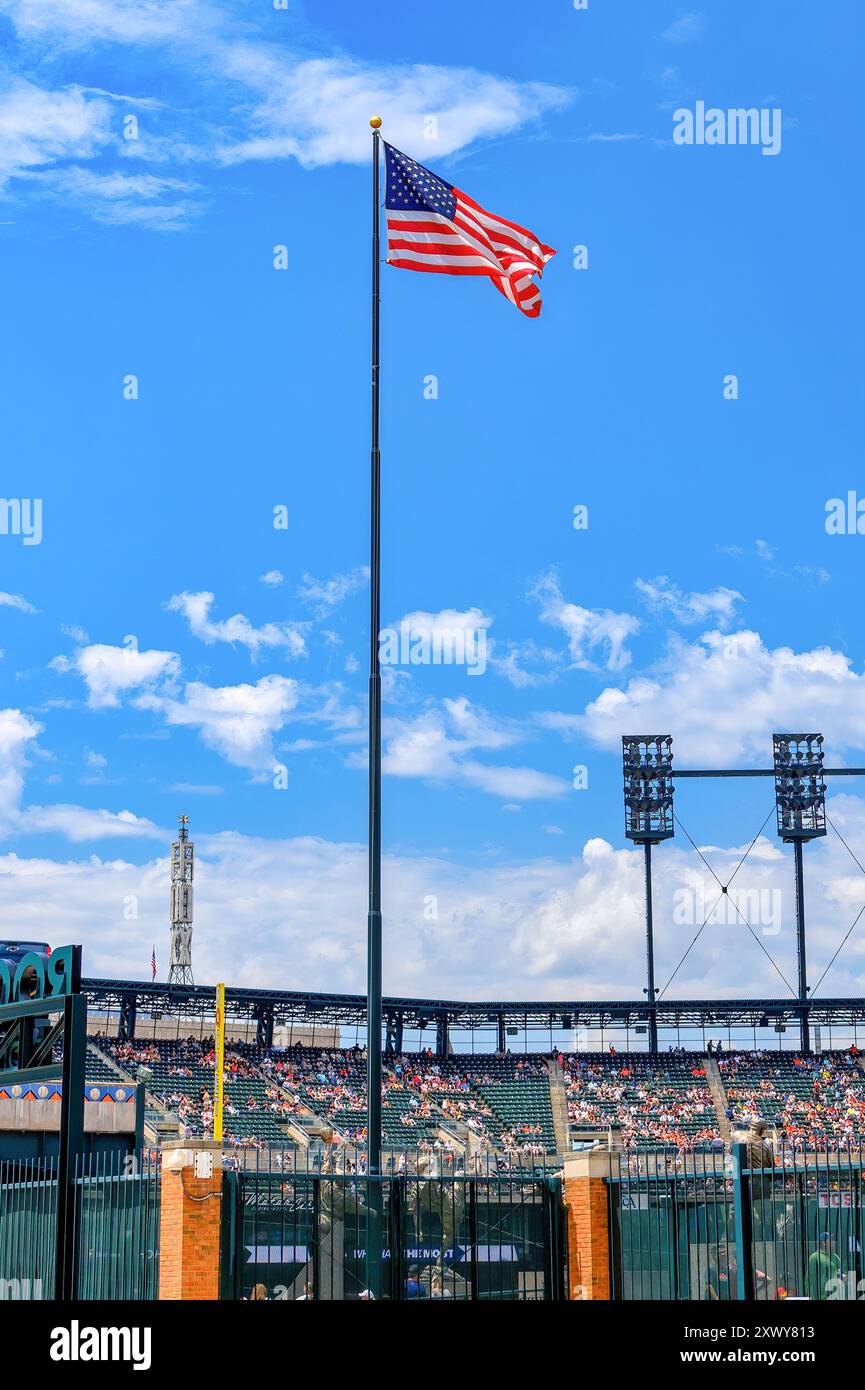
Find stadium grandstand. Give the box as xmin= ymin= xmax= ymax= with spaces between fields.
xmin=76 ymin=977 xmax=865 ymax=1157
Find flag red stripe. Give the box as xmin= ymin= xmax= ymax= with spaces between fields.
xmin=385 ymin=158 xmax=555 ymax=318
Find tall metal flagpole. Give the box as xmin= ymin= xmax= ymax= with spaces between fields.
xmin=366 ymin=115 xmax=384 ymax=1294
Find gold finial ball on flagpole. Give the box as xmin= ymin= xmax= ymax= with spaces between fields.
xmin=370 ymin=116 xmax=383 ymax=129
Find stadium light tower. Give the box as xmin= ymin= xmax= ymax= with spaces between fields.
xmin=773 ymin=734 xmax=826 ymax=1053
xmin=623 ymin=736 xmax=674 ymax=1051
xmin=168 ymin=814 xmax=195 ymax=987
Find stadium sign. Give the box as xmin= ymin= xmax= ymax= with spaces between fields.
xmin=0 ymin=944 xmax=79 ymax=1007
xmin=0 ymin=942 xmax=85 ymax=1299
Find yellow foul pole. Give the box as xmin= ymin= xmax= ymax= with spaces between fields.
xmin=214 ymin=981 xmax=225 ymax=1144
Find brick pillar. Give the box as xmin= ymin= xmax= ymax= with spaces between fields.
xmin=563 ymin=1151 xmax=613 ymax=1300
xmin=159 ymin=1140 xmax=223 ymax=1300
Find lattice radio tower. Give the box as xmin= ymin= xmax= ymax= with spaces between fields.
xmin=168 ymin=814 xmax=195 ymax=986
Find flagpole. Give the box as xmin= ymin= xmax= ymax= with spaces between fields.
xmin=366 ymin=114 xmax=383 ymax=1295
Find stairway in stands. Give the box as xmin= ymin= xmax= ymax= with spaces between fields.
xmin=546 ymin=1057 xmax=570 ymax=1153
xmin=703 ymin=1055 xmax=731 ymax=1141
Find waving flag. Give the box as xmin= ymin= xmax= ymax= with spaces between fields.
xmin=151 ymin=945 xmax=157 ymax=981
xmin=384 ymin=143 xmax=555 ymax=318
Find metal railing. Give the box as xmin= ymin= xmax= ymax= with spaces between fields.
xmin=0 ymin=1157 xmax=58 ymax=1300
xmin=221 ymin=1148 xmax=566 ymax=1300
xmin=609 ymin=1141 xmax=865 ymax=1301
xmin=0 ymin=1150 xmax=160 ymax=1300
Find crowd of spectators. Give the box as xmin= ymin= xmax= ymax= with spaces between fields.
xmin=719 ymin=1047 xmax=865 ymax=1149
xmin=563 ymin=1053 xmax=719 ymax=1150
xmin=91 ymin=1033 xmax=865 ymax=1157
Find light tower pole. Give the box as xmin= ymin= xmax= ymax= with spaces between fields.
xmin=623 ymin=736 xmax=675 ymax=1052
xmin=168 ymin=814 xmax=195 ymax=987
xmin=772 ymin=734 xmax=826 ymax=1053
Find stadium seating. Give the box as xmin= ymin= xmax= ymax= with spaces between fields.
xmin=718 ymin=1049 xmax=865 ymax=1145
xmin=91 ymin=1036 xmax=299 ymax=1144
xmin=82 ymin=1034 xmax=865 ymax=1154
xmin=562 ymin=1052 xmax=720 ymax=1149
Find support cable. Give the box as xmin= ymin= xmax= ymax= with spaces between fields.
xmin=660 ymin=807 xmax=793 ymax=997
xmin=809 ymin=813 xmax=865 ymax=995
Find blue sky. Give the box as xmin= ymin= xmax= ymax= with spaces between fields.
xmin=1 ymin=0 xmax=864 ymax=1008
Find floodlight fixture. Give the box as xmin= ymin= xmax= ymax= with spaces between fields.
xmin=622 ymin=735 xmax=675 ymax=842
xmin=773 ymin=733 xmax=826 ymax=841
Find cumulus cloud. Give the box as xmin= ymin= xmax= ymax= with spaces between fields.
xmin=379 ymin=696 xmax=568 ymax=802
xmin=0 ymin=707 xmax=161 ymax=843
xmin=137 ymin=674 xmax=300 ymax=772
xmin=166 ymin=591 xmax=307 ymax=659
xmin=19 ymin=804 xmax=161 ymax=841
xmin=4 ymin=799 xmax=865 ymax=1000
xmin=530 ymin=572 xmax=640 ymax=672
xmin=574 ymin=628 xmax=865 ymax=764
xmin=54 ymin=640 xmax=180 ymax=709
xmin=635 ymin=575 xmax=743 ymax=627
xmin=216 ymin=54 xmax=573 ymax=168
xmin=0 ymin=708 xmax=42 ymax=827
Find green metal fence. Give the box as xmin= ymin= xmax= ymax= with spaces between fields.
xmin=744 ymin=1146 xmax=864 ymax=1301
xmin=0 ymin=1151 xmax=160 ymax=1300
xmin=0 ymin=1157 xmax=58 ymax=1300
xmin=73 ymin=1151 xmax=161 ymax=1299
xmin=610 ymin=1143 xmax=865 ymax=1301
xmin=221 ymin=1149 xmax=567 ymax=1300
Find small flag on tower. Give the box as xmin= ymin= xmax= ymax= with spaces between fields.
xmin=384 ymin=143 xmax=555 ymax=318
xmin=151 ymin=945 xmax=157 ymax=981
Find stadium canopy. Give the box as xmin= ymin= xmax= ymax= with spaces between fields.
xmin=82 ymin=977 xmax=865 ymax=1040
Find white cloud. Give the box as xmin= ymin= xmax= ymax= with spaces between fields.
xmin=395 ymin=607 xmax=491 ymax=637
xmin=166 ymin=591 xmax=306 ymax=659
xmin=19 ymin=804 xmax=160 ymax=841
xmin=259 ymin=570 xmax=284 ymax=587
xmin=0 ymin=77 xmax=112 ymax=187
xmin=0 ymin=0 xmax=215 ymax=45
xmin=661 ymin=12 xmax=707 ymax=44
xmin=297 ymin=566 xmax=369 ymax=617
xmin=0 ymin=8 xmax=572 ymax=238
xmin=5 ymin=800 xmax=865 ymax=1000
xmin=40 ymin=166 xmax=205 ymax=230
xmin=0 ymin=707 xmax=160 ymax=843
xmin=217 ymin=54 xmax=573 ymax=168
xmin=0 ymin=708 xmax=42 ymax=827
xmin=489 ymin=638 xmax=563 ymax=688
xmin=138 ymin=674 xmax=300 ymax=772
xmin=635 ymin=575 xmax=743 ymax=627
xmin=574 ymin=628 xmax=865 ymax=764
xmin=379 ymin=697 xmax=568 ymax=802
xmin=55 ymin=641 xmax=180 ymax=709
xmin=531 ymin=572 xmax=640 ymax=672
xmin=0 ymin=591 xmax=37 ymax=613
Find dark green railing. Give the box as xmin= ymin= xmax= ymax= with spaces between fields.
xmin=221 ymin=1148 xmax=566 ymax=1300
xmin=73 ymin=1151 xmax=161 ymax=1299
xmin=610 ymin=1142 xmax=865 ymax=1301
xmin=0 ymin=1151 xmax=160 ymax=1300
xmin=0 ymin=1157 xmax=58 ymax=1300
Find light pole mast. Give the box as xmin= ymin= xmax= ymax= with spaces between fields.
xmin=168 ymin=814 xmax=195 ymax=987
xmin=622 ymin=736 xmax=675 ymax=1052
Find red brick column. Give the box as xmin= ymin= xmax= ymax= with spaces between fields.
xmin=159 ymin=1141 xmax=223 ymax=1300
xmin=563 ymin=1152 xmax=613 ymax=1300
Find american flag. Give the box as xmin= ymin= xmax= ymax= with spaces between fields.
xmin=384 ymin=143 xmax=555 ymax=318
xmin=151 ymin=945 xmax=157 ymax=982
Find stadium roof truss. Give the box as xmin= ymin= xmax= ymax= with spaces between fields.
xmin=81 ymin=979 xmax=865 ymax=1034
